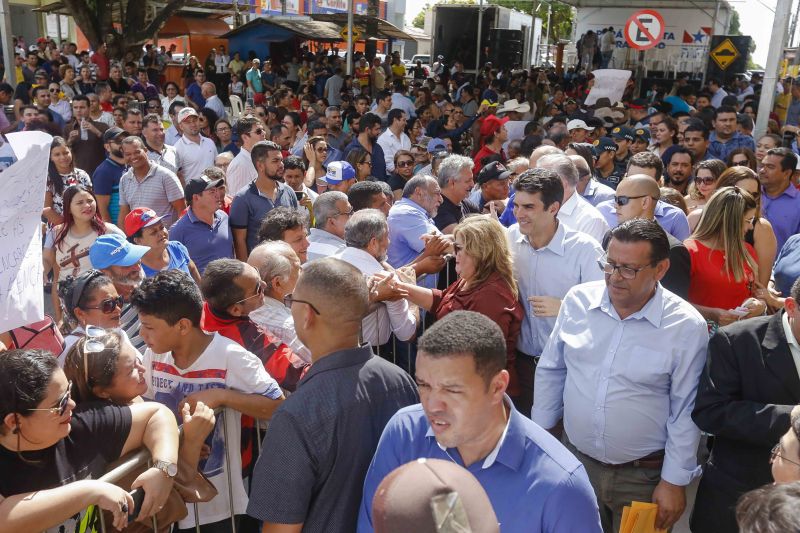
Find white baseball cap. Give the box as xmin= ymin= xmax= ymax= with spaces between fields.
xmin=177 ymin=107 xmax=199 ymax=123
xmin=567 ymin=119 xmax=595 ymax=132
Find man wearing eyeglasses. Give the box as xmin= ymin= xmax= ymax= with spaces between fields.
xmin=691 ymin=278 xmax=800 ymax=532
xmin=605 ymin=175 xmax=691 ymax=300
xmin=533 ymin=218 xmax=708 ymax=533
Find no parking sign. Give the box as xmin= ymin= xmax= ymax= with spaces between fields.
xmin=624 ymin=9 xmax=665 ymax=51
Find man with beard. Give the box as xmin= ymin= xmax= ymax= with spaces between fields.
xmin=142 ymin=113 xmax=182 ymax=181
xmin=174 ymin=107 xmax=217 ymax=183
xmin=230 ymin=140 xmax=299 ymax=260
xmin=92 ymin=127 xmax=128 ymax=222
xmin=664 ymin=146 xmax=694 ymax=195
xmin=344 ymin=112 xmax=387 ymax=181
xmin=88 ymin=233 xmax=149 ymax=351
xmin=325 ymin=106 xmax=349 ymax=152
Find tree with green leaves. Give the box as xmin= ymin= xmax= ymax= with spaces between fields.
xmin=412 ymin=3 xmax=430 ymax=29
xmin=60 ymin=0 xmax=191 ymax=58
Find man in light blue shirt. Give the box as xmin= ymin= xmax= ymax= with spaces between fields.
xmin=533 ymin=219 xmax=708 ymax=533
xmin=595 ymin=197 xmax=690 ymax=240
xmin=508 ymin=168 xmax=604 ymax=416
xmin=358 ymin=311 xmax=602 ymax=533
xmin=387 ymin=175 xmax=448 ymax=289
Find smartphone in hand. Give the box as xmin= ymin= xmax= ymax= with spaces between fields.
xmin=128 ymin=488 xmax=145 ymax=521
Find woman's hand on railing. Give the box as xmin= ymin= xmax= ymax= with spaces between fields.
xmin=181 ymin=401 xmax=216 ymax=445
xmin=130 ymin=467 xmax=174 ymax=521
xmin=88 ymin=479 xmax=135 ymax=530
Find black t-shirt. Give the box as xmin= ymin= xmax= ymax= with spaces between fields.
xmin=387 ymin=172 xmax=408 ymax=193
xmin=0 ymin=402 xmax=131 ymax=530
xmin=433 ymin=195 xmax=480 ymax=232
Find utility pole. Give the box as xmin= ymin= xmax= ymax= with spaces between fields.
xmin=755 ymin=0 xmax=792 ymax=138
xmin=475 ymin=0 xmax=484 ymax=73
xmin=346 ymin=0 xmax=354 ymax=75
xmin=0 ymin=0 xmax=14 ymax=85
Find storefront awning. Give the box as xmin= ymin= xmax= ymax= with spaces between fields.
xmin=310 ymin=14 xmax=417 ymax=41
xmin=220 ymin=17 xmax=343 ymax=43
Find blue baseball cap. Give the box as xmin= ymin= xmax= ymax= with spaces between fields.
xmin=323 ymin=161 xmax=356 ymax=185
xmin=89 ymin=233 xmax=150 ymax=270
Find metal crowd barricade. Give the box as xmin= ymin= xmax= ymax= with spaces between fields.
xmin=92 ymin=408 xmax=244 ymax=533
xmin=372 ymin=256 xmax=453 ymax=374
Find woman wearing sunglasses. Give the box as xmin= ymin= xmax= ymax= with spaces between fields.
xmin=44 ymin=184 xmax=124 ymax=325
xmin=57 ymin=269 xmax=130 ymax=365
xmin=685 ymin=186 xmax=767 ymax=329
xmin=0 ymin=349 xmax=179 ymax=532
xmin=685 ymin=159 xmax=726 ymax=224
xmin=302 ymin=136 xmax=329 ymax=192
xmin=63 ymin=329 xmax=217 ymax=531
xmin=345 ymin=147 xmax=375 ymax=183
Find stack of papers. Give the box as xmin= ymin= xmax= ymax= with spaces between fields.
xmin=619 ymin=502 xmax=667 ymax=533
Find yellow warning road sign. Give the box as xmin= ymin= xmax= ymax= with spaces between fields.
xmin=710 ymin=38 xmax=740 ymax=70
xmin=340 ymin=26 xmax=362 ymax=42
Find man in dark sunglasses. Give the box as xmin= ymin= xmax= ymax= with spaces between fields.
xmin=605 ymin=175 xmax=690 ymax=300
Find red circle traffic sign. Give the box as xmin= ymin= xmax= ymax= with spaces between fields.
xmin=624 ymin=9 xmax=665 ymax=51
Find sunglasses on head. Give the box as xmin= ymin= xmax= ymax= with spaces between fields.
xmin=81 ymin=326 xmax=112 ymax=385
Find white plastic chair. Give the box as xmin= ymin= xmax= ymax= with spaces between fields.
xmin=229 ymin=95 xmax=244 ymax=121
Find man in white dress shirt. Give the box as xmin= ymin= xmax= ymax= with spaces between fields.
xmin=202 ymin=82 xmax=227 ymax=122
xmin=507 ymin=168 xmax=604 ymax=416
xmin=335 ymin=209 xmax=417 ymax=349
xmin=537 ymin=153 xmax=609 ymax=243
xmin=533 ymin=218 xmax=708 ymax=533
xmin=377 ymin=108 xmax=411 ymax=173
xmin=173 ymin=107 xmax=218 ymax=183
xmin=226 ymin=116 xmax=266 ymax=195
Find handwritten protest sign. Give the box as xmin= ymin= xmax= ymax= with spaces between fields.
xmin=585 ymin=69 xmax=632 ymax=107
xmin=0 ymin=132 xmax=52 ymax=332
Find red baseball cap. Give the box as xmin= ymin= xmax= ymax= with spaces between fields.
xmin=479 ymin=115 xmax=509 ymax=138
xmin=124 ymin=207 xmax=166 ymax=237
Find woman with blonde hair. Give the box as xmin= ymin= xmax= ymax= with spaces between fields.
xmin=395 ymin=214 xmax=524 ymax=395
xmin=716 ymin=166 xmax=778 ymax=288
xmin=685 ymin=186 xmax=767 ymax=328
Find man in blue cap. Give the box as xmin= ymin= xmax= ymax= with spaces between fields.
xmin=593 ymin=137 xmax=622 ymax=190
xmin=89 ymin=233 xmax=149 ymax=350
xmin=610 ymin=126 xmax=634 ymax=174
xmin=322 ymin=161 xmax=356 ymax=193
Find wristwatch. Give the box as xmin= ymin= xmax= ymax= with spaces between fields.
xmin=152 ymin=459 xmax=178 ymax=478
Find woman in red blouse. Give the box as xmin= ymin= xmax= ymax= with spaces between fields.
xmin=685 ymin=186 xmax=767 ymax=327
xmin=397 ymin=215 xmax=524 ymax=397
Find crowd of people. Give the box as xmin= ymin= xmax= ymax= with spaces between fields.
xmin=2 ymin=35 xmax=800 ymax=533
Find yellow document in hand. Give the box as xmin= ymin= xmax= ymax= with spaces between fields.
xmin=618 ymin=501 xmax=667 ymax=533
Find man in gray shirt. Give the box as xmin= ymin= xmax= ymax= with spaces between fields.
xmin=246 ymin=258 xmax=419 ymax=533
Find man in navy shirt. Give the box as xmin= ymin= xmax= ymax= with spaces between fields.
xmin=358 ymin=311 xmax=602 ymax=533
xmin=185 ymin=68 xmax=207 ymax=109
xmin=92 ymin=126 xmax=128 ymax=222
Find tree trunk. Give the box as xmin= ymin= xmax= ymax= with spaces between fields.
xmin=60 ymin=0 xmax=191 ymax=58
